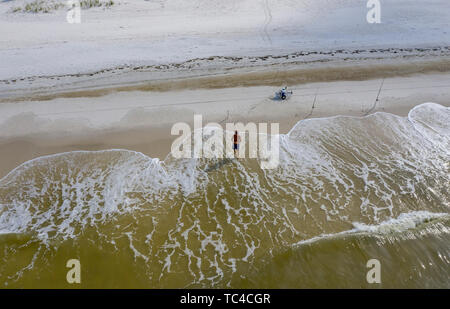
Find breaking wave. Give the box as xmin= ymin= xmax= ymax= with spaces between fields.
xmin=0 ymin=103 xmax=449 ymax=288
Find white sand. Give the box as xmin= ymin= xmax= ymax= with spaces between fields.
xmin=1 ymin=0 xmax=449 ymax=81
xmin=0 ymin=0 xmax=449 ymax=177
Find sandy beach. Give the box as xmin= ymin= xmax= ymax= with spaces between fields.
xmin=1 ymin=68 xmax=450 ymax=179
xmin=1 ymin=0 xmax=449 ymax=178
xmin=1 ymin=0 xmax=449 ymax=289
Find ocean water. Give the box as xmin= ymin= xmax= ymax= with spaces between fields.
xmin=0 ymin=103 xmax=448 ymax=288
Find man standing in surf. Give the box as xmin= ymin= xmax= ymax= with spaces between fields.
xmin=233 ymin=130 xmax=241 ymax=158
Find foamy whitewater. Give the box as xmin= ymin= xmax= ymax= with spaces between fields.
xmin=0 ymin=103 xmax=449 ymax=288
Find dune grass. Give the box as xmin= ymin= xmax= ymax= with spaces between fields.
xmin=12 ymin=0 xmax=115 ymax=13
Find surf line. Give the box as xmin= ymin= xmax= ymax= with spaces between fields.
xmin=171 ymin=114 xmax=280 ymax=169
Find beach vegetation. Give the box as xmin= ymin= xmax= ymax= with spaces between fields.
xmin=11 ymin=0 xmax=115 ymax=13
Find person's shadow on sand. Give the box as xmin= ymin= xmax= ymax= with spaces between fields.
xmin=204 ymin=158 xmax=234 ymax=172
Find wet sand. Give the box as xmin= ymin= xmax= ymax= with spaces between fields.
xmin=1 ymin=70 xmax=450 ymax=179
xmin=2 ymin=56 xmax=449 ymax=103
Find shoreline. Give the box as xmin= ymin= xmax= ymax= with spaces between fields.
xmin=0 ymin=69 xmax=449 ymax=178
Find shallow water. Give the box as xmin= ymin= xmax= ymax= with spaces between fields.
xmin=0 ymin=103 xmax=448 ymax=288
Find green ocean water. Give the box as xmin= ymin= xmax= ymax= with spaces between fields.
xmin=0 ymin=103 xmax=449 ymax=288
